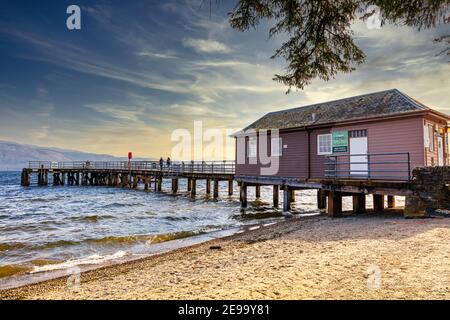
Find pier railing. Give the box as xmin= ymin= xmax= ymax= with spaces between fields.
xmin=28 ymin=160 xmax=236 ymax=175
xmin=324 ymin=152 xmax=411 ymax=181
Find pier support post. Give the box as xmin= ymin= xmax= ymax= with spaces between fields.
xmin=43 ymin=170 xmax=48 ymax=186
xmin=206 ymin=178 xmax=211 ymax=194
xmin=289 ymin=189 xmax=296 ymax=203
xmin=327 ymin=191 xmax=342 ymax=217
xmin=353 ymin=194 xmax=366 ymax=214
xmin=213 ymin=179 xmax=219 ymax=198
xmin=132 ymin=175 xmax=138 ymax=189
xmin=53 ymin=173 xmax=59 ymax=186
xmin=317 ymin=189 xmax=327 ymax=210
xmin=121 ymin=174 xmax=129 ymax=188
xmin=240 ymin=183 xmax=247 ymax=208
xmin=283 ymin=186 xmax=291 ymax=212
xmin=21 ymin=169 xmax=31 ymax=187
xmin=387 ymin=195 xmax=395 ymax=209
xmin=228 ymin=180 xmax=233 ymax=196
xmin=273 ymin=185 xmax=279 ymax=207
xmin=144 ymin=179 xmax=149 ymax=191
xmin=75 ymin=172 xmax=80 ymax=186
xmin=171 ymin=179 xmax=178 ymax=193
xmin=157 ymin=177 xmax=162 ymax=192
xmin=187 ymin=178 xmax=192 ymax=192
xmin=255 ymin=185 xmax=261 ymax=199
xmin=373 ymin=194 xmax=384 ymax=212
xmin=190 ymin=178 xmax=196 ymax=197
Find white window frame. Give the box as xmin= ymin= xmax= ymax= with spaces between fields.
xmin=317 ymin=134 xmax=332 ymax=155
xmin=424 ymin=123 xmax=435 ymax=151
xmin=271 ymin=137 xmax=282 ymax=157
xmin=247 ymin=137 xmax=257 ymax=158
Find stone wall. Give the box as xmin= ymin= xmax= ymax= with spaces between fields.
xmin=404 ymin=166 xmax=450 ymax=217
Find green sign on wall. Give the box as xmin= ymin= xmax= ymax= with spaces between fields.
xmin=332 ymin=131 xmax=348 ymax=153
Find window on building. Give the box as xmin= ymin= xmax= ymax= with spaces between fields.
xmin=317 ymin=134 xmax=332 ymax=155
xmin=425 ymin=124 xmax=435 ymax=151
xmin=349 ymin=129 xmax=367 ymax=138
xmin=247 ymin=137 xmax=257 ymax=158
xmin=271 ymin=137 xmax=282 ymax=156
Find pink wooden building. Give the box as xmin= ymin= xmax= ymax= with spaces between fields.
xmin=233 ymin=89 xmax=450 ymax=214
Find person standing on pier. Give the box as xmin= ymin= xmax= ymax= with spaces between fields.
xmin=166 ymin=157 xmax=171 ymax=169
xmin=159 ymin=157 xmax=164 ymax=170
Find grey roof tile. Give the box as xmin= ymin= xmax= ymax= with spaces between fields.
xmin=243 ymin=89 xmax=430 ymax=132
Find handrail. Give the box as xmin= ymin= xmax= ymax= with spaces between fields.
xmin=27 ymin=160 xmax=236 ymax=174
xmin=324 ymin=152 xmax=411 ymax=181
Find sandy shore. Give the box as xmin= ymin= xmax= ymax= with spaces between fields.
xmin=1 ymin=213 xmax=449 ymax=300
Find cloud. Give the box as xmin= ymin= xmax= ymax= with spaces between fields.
xmin=135 ymin=50 xmax=177 ymax=59
xmin=183 ymin=38 xmax=231 ymax=53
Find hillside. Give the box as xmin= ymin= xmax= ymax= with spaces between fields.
xmin=0 ymin=141 xmax=139 ymax=171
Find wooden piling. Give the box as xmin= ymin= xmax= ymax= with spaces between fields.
xmin=53 ymin=173 xmax=59 ymax=186
xmin=327 ymin=191 xmax=342 ymax=217
xmin=171 ymin=179 xmax=178 ymax=193
xmin=289 ymin=189 xmax=296 ymax=203
xmin=42 ymin=170 xmax=48 ymax=186
xmin=387 ymin=195 xmax=395 ymax=209
xmin=190 ymin=178 xmax=196 ymax=197
xmin=240 ymin=183 xmax=247 ymax=208
xmin=21 ymin=169 xmax=30 ymax=187
xmin=273 ymin=185 xmax=279 ymax=207
xmin=317 ymin=189 xmax=327 ymax=210
xmin=213 ymin=179 xmax=219 ymax=198
xmin=187 ymin=178 xmax=192 ymax=192
xmin=373 ymin=194 xmax=384 ymax=212
xmin=283 ymin=186 xmax=291 ymax=212
xmin=228 ymin=180 xmax=233 ymax=196
xmin=206 ymin=178 xmax=211 ymax=194
xmin=255 ymin=185 xmax=261 ymax=199
xmin=157 ymin=177 xmax=162 ymax=192
xmin=353 ymin=193 xmax=366 ymax=214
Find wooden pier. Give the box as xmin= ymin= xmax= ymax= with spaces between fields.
xmin=21 ymin=160 xmax=447 ymax=218
xmin=22 ymin=161 xmax=235 ymax=200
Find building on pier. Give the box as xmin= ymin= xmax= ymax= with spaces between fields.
xmin=232 ymin=89 xmax=450 ymax=216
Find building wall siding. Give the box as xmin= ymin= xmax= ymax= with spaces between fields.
xmin=423 ymin=116 xmax=449 ymax=166
xmin=235 ymin=115 xmax=427 ymax=179
xmin=332 ymin=116 xmax=425 ymax=180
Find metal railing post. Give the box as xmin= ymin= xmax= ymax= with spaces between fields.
xmin=407 ymin=152 xmax=411 ymax=182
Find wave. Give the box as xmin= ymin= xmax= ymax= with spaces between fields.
xmin=0 ymin=230 xmax=208 ymax=253
xmin=0 ymin=242 xmax=26 ymax=252
xmin=0 ymin=264 xmax=32 ymax=278
xmin=31 ymin=251 xmax=128 ymax=273
xmin=86 ymin=230 xmax=204 ymax=245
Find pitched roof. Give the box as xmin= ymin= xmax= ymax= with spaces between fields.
xmin=242 ymin=89 xmax=431 ymax=132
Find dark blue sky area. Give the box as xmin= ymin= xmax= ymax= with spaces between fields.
xmin=0 ymin=1 xmax=448 ymax=157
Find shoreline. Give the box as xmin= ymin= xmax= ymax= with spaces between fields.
xmin=0 ymin=214 xmax=296 ymax=292
xmin=1 ymin=212 xmax=449 ymax=300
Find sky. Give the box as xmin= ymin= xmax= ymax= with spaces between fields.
xmin=0 ymin=0 xmax=449 ymax=160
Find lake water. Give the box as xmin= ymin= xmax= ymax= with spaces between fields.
xmin=0 ymin=171 xmax=320 ymax=281
xmin=0 ymin=171 xmax=404 ymax=283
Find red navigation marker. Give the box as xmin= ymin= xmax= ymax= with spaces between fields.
xmin=128 ymin=152 xmax=133 ymax=160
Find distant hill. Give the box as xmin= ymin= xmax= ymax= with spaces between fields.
xmin=0 ymin=141 xmax=148 ymax=171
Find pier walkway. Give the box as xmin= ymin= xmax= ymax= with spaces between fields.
xmin=22 ymin=160 xmax=235 ymax=198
